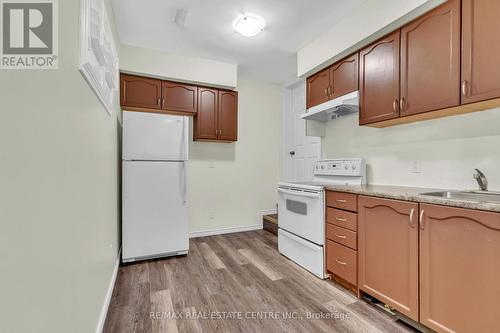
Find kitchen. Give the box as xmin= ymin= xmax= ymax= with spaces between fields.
xmin=1 ymin=0 xmax=499 ymax=332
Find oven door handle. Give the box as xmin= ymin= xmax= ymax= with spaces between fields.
xmin=278 ymin=188 xmax=321 ymax=199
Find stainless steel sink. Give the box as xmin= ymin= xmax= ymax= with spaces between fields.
xmin=419 ymin=191 xmax=500 ymax=204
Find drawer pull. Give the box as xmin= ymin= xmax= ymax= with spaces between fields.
xmin=335 ymin=234 xmax=347 ymax=239
xmin=335 ymin=217 xmax=347 ymax=222
xmin=336 ymin=199 xmax=348 ymax=203
xmin=335 ymin=259 xmax=347 ymax=266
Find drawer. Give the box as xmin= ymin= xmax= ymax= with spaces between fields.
xmin=326 ymin=240 xmax=357 ymax=286
xmin=326 ymin=207 xmax=357 ymax=231
xmin=326 ymin=191 xmax=358 ymax=212
xmin=326 ymin=224 xmax=357 ymax=250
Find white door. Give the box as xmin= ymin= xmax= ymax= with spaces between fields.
xmin=122 ymin=161 xmax=189 ymax=261
xmin=283 ymin=81 xmax=321 ymax=182
xmin=123 ymin=111 xmax=188 ymax=161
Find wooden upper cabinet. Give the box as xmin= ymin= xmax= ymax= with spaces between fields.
xmin=161 ymin=81 xmax=197 ymax=114
xmin=218 ymin=90 xmax=238 ymax=141
xmin=359 ymin=31 xmax=401 ymax=125
xmin=120 ymin=74 xmax=161 ymax=110
xmin=358 ymin=196 xmax=419 ymax=321
xmin=400 ymin=0 xmax=460 ymax=117
xmin=462 ymin=0 xmax=500 ymax=105
xmin=330 ymin=53 xmax=358 ymax=99
xmin=306 ymin=68 xmax=330 ymax=108
xmin=419 ymin=204 xmax=500 ymax=333
xmin=194 ymin=88 xmax=218 ymax=141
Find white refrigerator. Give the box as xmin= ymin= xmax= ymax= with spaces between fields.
xmin=122 ymin=111 xmax=189 ymax=263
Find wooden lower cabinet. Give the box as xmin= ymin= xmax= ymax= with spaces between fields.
xmin=419 ymin=204 xmax=500 ymax=333
xmin=358 ymin=196 xmax=419 ymax=321
xmin=326 ymin=240 xmax=357 ymax=286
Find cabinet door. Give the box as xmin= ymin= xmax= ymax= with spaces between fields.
xmin=120 ymin=74 xmax=161 ymax=109
xmin=462 ymin=0 xmax=500 ymax=104
xmin=161 ymin=81 xmax=198 ymax=114
xmin=218 ymin=90 xmax=238 ymax=142
xmin=194 ymin=88 xmax=218 ymax=141
xmin=359 ymin=31 xmax=400 ymax=125
xmin=358 ymin=196 xmax=419 ymax=320
xmin=306 ymin=68 xmax=330 ymax=108
xmin=330 ymin=53 xmax=358 ymax=99
xmin=400 ymin=0 xmax=460 ymax=117
xmin=420 ymin=204 xmax=500 ymax=333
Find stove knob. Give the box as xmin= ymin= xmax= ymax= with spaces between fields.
xmin=321 ymin=165 xmax=325 ymax=170
xmin=316 ymin=165 xmax=319 ymax=169
xmin=344 ymin=165 xmax=349 ymax=170
xmin=352 ymin=164 xmax=356 ymax=170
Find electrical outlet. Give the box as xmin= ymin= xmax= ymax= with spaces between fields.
xmin=411 ymin=160 xmax=422 ymax=174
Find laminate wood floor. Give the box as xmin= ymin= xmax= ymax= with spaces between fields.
xmin=104 ymin=230 xmax=418 ymax=333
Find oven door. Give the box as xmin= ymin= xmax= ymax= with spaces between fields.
xmin=277 ymin=186 xmax=324 ymax=245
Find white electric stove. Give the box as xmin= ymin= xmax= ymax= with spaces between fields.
xmin=277 ymin=158 xmax=366 ymax=278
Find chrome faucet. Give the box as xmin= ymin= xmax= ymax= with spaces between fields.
xmin=473 ymin=169 xmax=488 ymax=192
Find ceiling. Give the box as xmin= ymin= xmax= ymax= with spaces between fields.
xmin=112 ymin=0 xmax=365 ymax=84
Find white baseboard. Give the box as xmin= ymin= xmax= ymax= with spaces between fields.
xmin=95 ymin=249 xmax=121 ymax=333
xmin=189 ymin=209 xmax=277 ymax=238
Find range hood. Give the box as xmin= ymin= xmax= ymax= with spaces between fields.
xmin=301 ymin=91 xmax=359 ymax=122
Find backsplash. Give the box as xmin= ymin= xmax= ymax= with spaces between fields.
xmin=322 ymin=107 xmax=500 ymax=191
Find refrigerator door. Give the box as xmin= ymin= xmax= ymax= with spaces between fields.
xmin=123 ymin=111 xmax=188 ymax=161
xmin=122 ymin=161 xmax=189 ymax=262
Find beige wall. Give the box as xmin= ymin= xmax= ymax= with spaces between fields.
xmin=119 ymin=44 xmax=238 ymax=89
xmin=297 ymin=0 xmax=446 ymax=77
xmin=0 ymin=1 xmax=120 ymax=332
xmin=188 ymin=79 xmax=282 ymax=235
xmin=323 ymin=108 xmax=500 ymax=191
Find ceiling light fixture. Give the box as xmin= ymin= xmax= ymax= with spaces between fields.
xmin=233 ymin=14 xmax=265 ymax=37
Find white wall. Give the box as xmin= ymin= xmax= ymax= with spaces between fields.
xmin=323 ymin=108 xmax=500 ymax=191
xmin=297 ymin=0 xmax=445 ymax=77
xmin=188 ymin=79 xmax=282 ymax=235
xmin=120 ymin=44 xmax=238 ymax=89
xmin=0 ymin=1 xmax=120 ymax=332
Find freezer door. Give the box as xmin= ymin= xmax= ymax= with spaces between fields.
xmin=122 ymin=161 xmax=189 ymax=261
xmin=123 ymin=111 xmax=188 ymax=161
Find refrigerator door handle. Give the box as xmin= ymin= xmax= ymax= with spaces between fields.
xmin=180 ymin=162 xmax=187 ymax=205
xmin=182 ymin=116 xmax=188 ymax=160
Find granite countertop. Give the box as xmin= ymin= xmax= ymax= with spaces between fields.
xmin=324 ymin=184 xmax=500 ymax=213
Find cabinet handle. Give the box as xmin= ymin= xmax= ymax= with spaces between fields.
xmin=399 ymin=97 xmax=405 ymax=111
xmin=336 ymin=199 xmax=347 ymax=203
xmin=329 ymin=86 xmax=333 ymax=97
xmin=324 ymin=88 xmax=328 ymax=97
xmin=393 ymin=99 xmax=399 ymax=113
xmin=335 ymin=217 xmax=347 ymax=222
xmin=419 ymin=210 xmax=425 ymax=230
xmin=157 ymin=98 xmax=161 ymax=106
xmin=462 ymin=81 xmax=468 ymax=96
xmin=162 ymin=98 xmax=165 ymax=108
xmin=409 ymin=208 xmax=415 ymax=228
xmin=335 ymin=259 xmax=347 ymax=266
xmin=335 ymin=234 xmax=347 ymax=239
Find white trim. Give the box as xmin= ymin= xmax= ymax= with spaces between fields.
xmin=189 ymin=209 xmax=277 ymax=238
xmin=189 ymin=224 xmax=262 ymax=238
xmin=95 ymin=249 xmax=121 ymax=333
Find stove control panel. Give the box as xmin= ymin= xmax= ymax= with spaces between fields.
xmin=313 ymin=158 xmax=365 ymax=177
